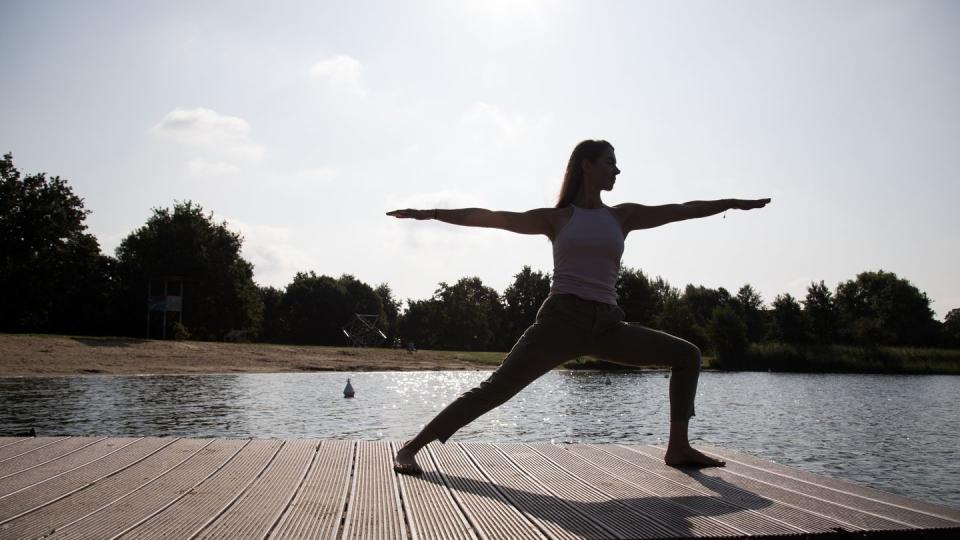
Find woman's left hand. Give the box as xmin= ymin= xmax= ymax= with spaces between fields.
xmin=732 ymin=198 xmax=771 ymax=210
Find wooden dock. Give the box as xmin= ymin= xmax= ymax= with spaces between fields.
xmin=0 ymin=437 xmax=957 ymax=539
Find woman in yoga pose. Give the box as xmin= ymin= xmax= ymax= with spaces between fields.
xmin=387 ymin=139 xmax=770 ymax=474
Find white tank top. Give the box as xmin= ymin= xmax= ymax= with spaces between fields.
xmin=549 ymin=205 xmax=625 ymax=305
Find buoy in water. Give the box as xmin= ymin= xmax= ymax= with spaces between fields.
xmin=343 ymin=378 xmax=355 ymax=398
xmin=604 ymin=376 xmax=612 ymax=385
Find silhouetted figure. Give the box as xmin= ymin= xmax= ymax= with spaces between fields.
xmin=387 ymin=139 xmax=770 ymax=474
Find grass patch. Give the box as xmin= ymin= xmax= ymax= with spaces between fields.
xmin=729 ymin=343 xmax=960 ymax=374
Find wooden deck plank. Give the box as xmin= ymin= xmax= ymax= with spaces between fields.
xmin=0 ymin=438 xmax=170 ymax=524
xmin=0 ymin=438 xmax=140 ymax=498
xmin=0 ymin=438 xmax=27 ymax=449
xmin=0 ymin=437 xmax=104 ymax=479
xmin=46 ymin=439 xmax=246 ymax=539
xmin=0 ymin=437 xmax=954 ymax=540
xmin=0 ymin=438 xmax=208 ymax=540
xmin=499 ymin=443 xmax=709 ymax=539
xmin=630 ymin=445 xmax=911 ymax=531
xmin=195 ymin=439 xmax=317 ymax=539
xmin=341 ymin=440 xmax=406 ymax=540
xmin=700 ymin=445 xmax=960 ymax=524
xmin=594 ymin=444 xmax=848 ymax=534
xmin=393 ymin=441 xmax=477 ymax=540
xmin=459 ymin=442 xmax=612 ymax=540
xmin=528 ymin=443 xmax=776 ymax=538
xmin=120 ymin=439 xmax=283 ymax=540
xmin=270 ymin=439 xmax=354 ymax=540
xmin=0 ymin=436 xmax=70 ymax=462
xmin=428 ymin=442 xmax=547 ymax=540
xmin=557 ymin=443 xmax=803 ymax=537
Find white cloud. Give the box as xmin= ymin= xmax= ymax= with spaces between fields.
xmin=310 ymin=55 xmax=368 ymax=97
xmin=151 ymin=107 xmax=265 ymax=163
xmin=227 ymin=218 xmax=307 ymax=288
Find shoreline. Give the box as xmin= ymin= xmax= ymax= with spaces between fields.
xmin=0 ymin=333 xmax=508 ymax=377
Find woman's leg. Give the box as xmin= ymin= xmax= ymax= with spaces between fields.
xmin=395 ymin=296 xmax=587 ymax=474
xmin=591 ymin=321 xmax=725 ymax=467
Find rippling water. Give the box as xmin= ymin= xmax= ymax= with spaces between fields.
xmin=1 ymin=371 xmax=957 ymax=508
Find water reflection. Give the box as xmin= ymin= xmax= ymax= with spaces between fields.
xmin=0 ymin=371 xmax=957 ymax=507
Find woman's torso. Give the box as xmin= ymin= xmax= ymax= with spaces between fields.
xmin=548 ymin=205 xmax=625 ymax=305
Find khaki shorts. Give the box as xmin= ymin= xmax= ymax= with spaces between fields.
xmin=425 ymin=293 xmax=701 ymax=443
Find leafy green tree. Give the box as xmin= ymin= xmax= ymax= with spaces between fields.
xmin=0 ymin=153 xmax=114 ymax=333
xmin=375 ymin=283 xmax=402 ymax=347
xmin=398 ymin=298 xmax=442 ymax=350
xmin=733 ymin=284 xmax=765 ymax=343
xmin=258 ymin=285 xmax=285 ymax=343
xmin=708 ymin=304 xmax=748 ymax=368
xmin=114 ymin=201 xmax=262 ymax=340
xmin=616 ymin=266 xmax=658 ymax=326
xmin=279 ymin=272 xmax=352 ymax=344
xmin=768 ymin=293 xmax=808 ymax=343
xmin=432 ymin=277 xmax=504 ymax=351
xmin=656 ymin=295 xmax=710 ymax=352
xmin=834 ymin=270 xmax=937 ymax=346
xmin=682 ymin=284 xmax=732 ymax=328
xmin=502 ymin=266 xmax=551 ymax=347
xmin=943 ymin=308 xmax=960 ymax=347
xmin=803 ymin=280 xmax=837 ymax=344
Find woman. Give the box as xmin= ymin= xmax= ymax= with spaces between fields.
xmin=387 ymin=139 xmax=770 ymax=474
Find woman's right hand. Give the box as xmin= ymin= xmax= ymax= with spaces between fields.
xmin=387 ymin=209 xmax=433 ymax=220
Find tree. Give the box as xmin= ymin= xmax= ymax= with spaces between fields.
xmin=616 ymin=267 xmax=658 ymax=326
xmin=943 ymin=308 xmax=960 ymax=348
xmin=114 ymin=201 xmax=262 ymax=340
xmin=768 ymin=293 xmax=808 ymax=343
xmin=398 ymin=298 xmax=442 ymax=350
xmin=502 ymin=266 xmax=550 ymax=347
xmin=258 ymin=285 xmax=285 ymax=343
xmin=733 ymin=284 xmax=765 ymax=343
xmin=280 ymin=272 xmax=352 ymax=344
xmin=432 ymin=277 xmax=504 ymax=351
xmin=834 ymin=270 xmax=937 ymax=346
xmin=803 ymin=280 xmax=837 ymax=344
xmin=708 ymin=304 xmax=748 ymax=368
xmin=375 ymin=283 xmax=402 ymax=347
xmin=0 ymin=153 xmax=113 ymax=333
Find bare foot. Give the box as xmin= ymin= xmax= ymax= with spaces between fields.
xmin=393 ymin=446 xmax=423 ymax=475
xmin=664 ymin=445 xmax=726 ymax=468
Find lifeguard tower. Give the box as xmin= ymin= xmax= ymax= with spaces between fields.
xmin=147 ymin=276 xmax=183 ymax=339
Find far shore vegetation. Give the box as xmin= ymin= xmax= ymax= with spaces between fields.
xmin=3 ymin=153 xmax=960 ymax=376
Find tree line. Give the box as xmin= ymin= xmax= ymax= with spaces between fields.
xmin=3 ymin=153 xmax=959 ymax=357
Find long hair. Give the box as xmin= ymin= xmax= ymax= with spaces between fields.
xmin=556 ymin=139 xmax=614 ymax=208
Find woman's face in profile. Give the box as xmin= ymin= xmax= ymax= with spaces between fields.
xmin=585 ymin=148 xmax=620 ymax=191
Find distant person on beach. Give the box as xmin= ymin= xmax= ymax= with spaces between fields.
xmin=387 ymin=139 xmax=771 ymax=474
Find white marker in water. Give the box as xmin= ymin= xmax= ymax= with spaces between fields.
xmin=344 ymin=378 xmax=355 ymax=398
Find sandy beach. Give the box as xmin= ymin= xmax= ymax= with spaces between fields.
xmin=0 ymin=334 xmax=504 ymax=377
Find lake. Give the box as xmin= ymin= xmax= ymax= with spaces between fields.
xmin=1 ymin=371 xmax=957 ymax=508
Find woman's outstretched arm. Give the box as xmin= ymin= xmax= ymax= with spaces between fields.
xmin=386 ymin=207 xmax=557 ymax=236
xmin=617 ymin=198 xmax=771 ymax=232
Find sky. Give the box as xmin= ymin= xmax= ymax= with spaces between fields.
xmin=2 ymin=0 xmax=958 ymax=318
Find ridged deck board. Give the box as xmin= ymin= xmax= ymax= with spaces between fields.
xmin=0 ymin=438 xmax=207 ymax=539
xmin=47 ymin=439 xmax=247 ymax=539
xmin=0 ymin=438 xmax=135 ymax=497
xmin=699 ymin=445 xmax=960 ymax=524
xmin=195 ymin=439 xmax=317 ymax=539
xmin=560 ymin=443 xmax=803 ymax=536
xmin=270 ymin=439 xmax=354 ymax=539
xmin=121 ymin=439 xmax=283 ymax=540
xmin=341 ymin=440 xmax=406 ymax=540
xmin=0 ymin=437 xmax=956 ymax=540
xmin=459 ymin=442 xmax=612 ymax=540
xmin=0 ymin=437 xmax=70 ymax=462
xmin=393 ymin=441 xmax=477 ymax=540
xmin=0 ymin=438 xmax=170 ymax=524
xmin=428 ymin=442 xmax=545 ymax=540
xmin=630 ymin=445 xmax=913 ymax=531
xmin=0 ymin=437 xmax=104 ymax=478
